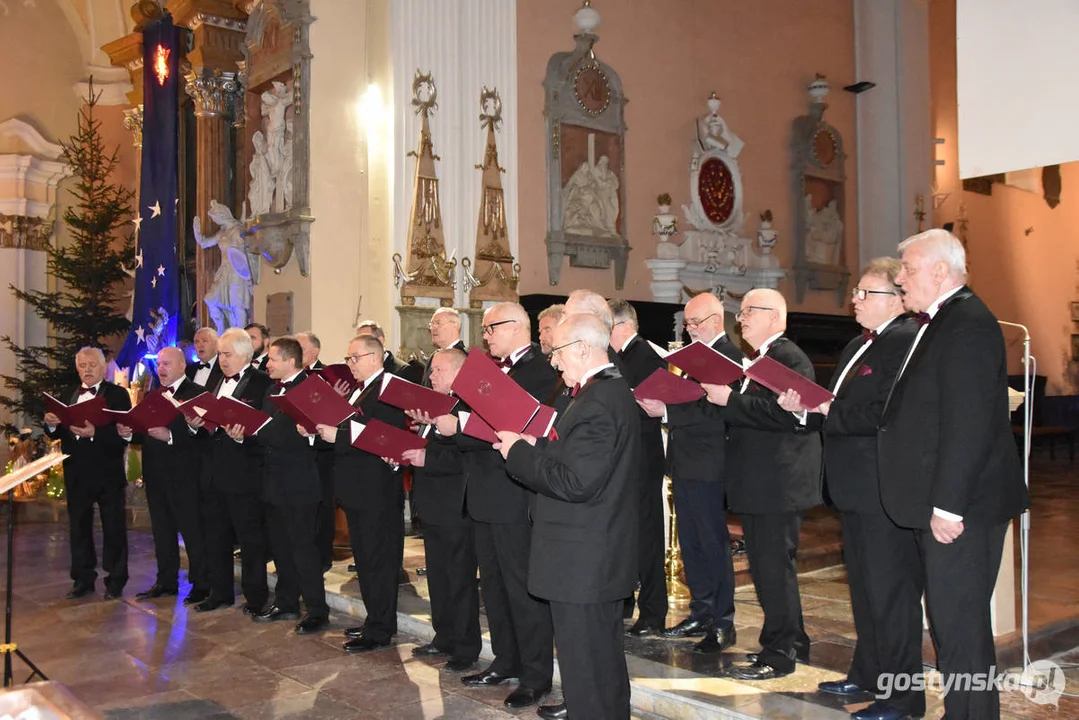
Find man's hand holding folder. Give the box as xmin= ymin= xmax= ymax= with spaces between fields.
xmin=269 ymin=375 xmax=357 ymax=433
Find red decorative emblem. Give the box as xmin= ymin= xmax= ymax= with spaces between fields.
xmin=698 ymin=157 xmax=735 ymax=224
xmin=153 ymin=45 xmax=170 ymax=87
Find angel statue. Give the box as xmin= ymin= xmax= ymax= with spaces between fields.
xmin=193 ymin=200 xmax=253 ymax=331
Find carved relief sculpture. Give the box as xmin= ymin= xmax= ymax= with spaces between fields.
xmin=543 ymin=1 xmax=630 ymax=289
xmin=247 ymin=130 xmax=273 ymax=217
xmin=193 ymin=200 xmax=253 ymax=331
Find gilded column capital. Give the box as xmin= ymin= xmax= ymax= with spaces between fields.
xmin=183 ymin=65 xmax=241 ymax=118
xmin=122 ymin=104 xmax=144 ymax=148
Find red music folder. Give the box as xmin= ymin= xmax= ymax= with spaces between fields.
xmin=270 ymin=375 xmax=358 ymax=433
xmin=314 ymin=363 xmax=358 ymax=392
xmin=43 ymin=392 xmax=110 ymax=428
xmin=458 ymin=410 xmax=499 ymax=444
xmin=103 ymin=390 xmax=180 ymax=434
xmin=378 ymin=373 xmax=457 ymax=417
xmin=175 ymin=392 xmax=217 ymax=432
xmin=666 ymin=341 xmax=746 ymax=386
xmin=194 ymin=395 xmax=273 ymax=436
xmin=744 ymin=355 xmax=835 ymax=408
xmin=349 ymin=418 xmax=427 ymax=464
xmin=632 ymin=368 xmax=706 ymax=404
xmin=450 ymin=349 xmax=541 ymax=432
xmin=522 ymin=404 xmax=558 ymax=440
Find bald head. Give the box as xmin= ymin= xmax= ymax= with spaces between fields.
xmin=564 ymin=290 xmax=613 ymax=333
xmin=683 ymin=292 xmax=726 ymax=343
xmin=484 ymin=302 xmax=531 ymax=359
xmin=737 ymin=288 xmax=787 ymax=349
xmin=429 ymin=348 xmax=467 ymax=394
xmin=157 ymin=346 xmax=187 ymax=386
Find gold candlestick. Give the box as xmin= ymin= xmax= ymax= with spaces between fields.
xmin=664 ymin=339 xmax=691 ymax=606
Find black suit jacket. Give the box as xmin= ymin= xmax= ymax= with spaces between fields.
xmin=811 ymin=316 xmax=917 ymax=514
xmin=332 ymin=373 xmax=407 ymax=511
xmin=457 ymin=343 xmax=559 ymax=523
xmin=258 ymin=372 xmax=321 ymax=505
xmin=202 ymin=367 xmax=273 ymax=495
xmin=878 ymin=287 xmax=1028 ymax=529
xmin=506 ymin=367 xmax=640 ymax=603
xmin=253 ymin=354 xmax=269 ymax=373
xmin=617 ymin=335 xmax=668 ymax=484
xmin=186 ymin=358 xmax=224 ymax=391
xmin=134 ymin=379 xmax=205 ymax=489
xmin=45 ymin=381 xmax=131 ymax=492
xmin=664 ymin=334 xmax=744 ymax=483
xmin=413 ymin=406 xmax=468 ymax=526
xmin=724 ymin=336 xmax=822 ymax=514
xmin=385 ymin=351 xmax=423 ymax=384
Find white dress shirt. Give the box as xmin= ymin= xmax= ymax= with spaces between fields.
xmin=192 ymin=356 xmax=218 ymax=387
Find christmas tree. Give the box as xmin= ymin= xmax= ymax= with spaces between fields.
xmin=0 ymin=81 xmax=134 ymax=435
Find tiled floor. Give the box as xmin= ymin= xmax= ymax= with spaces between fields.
xmin=0 ymin=446 xmax=1076 ymax=719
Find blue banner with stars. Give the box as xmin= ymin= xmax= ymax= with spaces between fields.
xmin=117 ymin=13 xmax=180 ymax=369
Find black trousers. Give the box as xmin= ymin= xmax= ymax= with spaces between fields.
xmin=551 ymin=600 xmax=630 ymax=720
xmin=266 ymin=501 xmax=328 ymax=619
xmin=842 ymin=511 xmax=925 ymax=716
xmin=741 ymin=511 xmax=809 ymax=672
xmin=202 ymin=487 xmax=268 ymax=608
xmin=343 ymin=492 xmax=404 ymax=642
xmin=631 ymin=450 xmax=667 ymax=626
xmin=314 ymin=450 xmax=336 ymax=568
xmin=66 ymin=480 xmax=128 ymax=592
xmin=423 ymin=522 xmax=481 ymax=663
xmin=673 ymin=477 xmax=735 ymax=628
xmin=144 ymin=475 xmax=208 ymax=592
xmin=473 ymin=520 xmax=554 ymax=689
xmin=918 ymin=520 xmax=1008 ymax=720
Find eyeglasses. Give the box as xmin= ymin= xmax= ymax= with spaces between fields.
xmin=344 ymin=352 xmax=375 ymax=364
xmin=481 ymin=319 xmax=518 ymax=335
xmin=682 ymin=313 xmax=717 ymax=329
xmin=851 ymin=287 xmax=898 ymax=301
xmin=428 ymin=320 xmax=454 ymax=330
xmin=549 ymin=339 xmax=583 ymax=358
xmin=735 ymin=306 xmax=775 ymax=320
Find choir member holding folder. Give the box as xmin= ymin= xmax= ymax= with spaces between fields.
xmin=495 ymin=313 xmax=640 ymax=720
xmin=701 ymin=288 xmax=822 ymax=680
xmin=188 ymin=328 xmax=273 ymax=614
xmin=776 ymin=258 xmax=924 ymax=720
xmin=316 ymin=334 xmax=408 ymax=653
xmin=116 ymin=347 xmax=210 ymax=605
xmin=636 ymin=292 xmax=741 ymax=654
xmin=440 ymin=302 xmax=558 ymax=710
xmin=43 ymin=346 xmax=131 ymax=600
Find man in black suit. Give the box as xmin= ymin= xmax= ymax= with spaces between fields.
xmin=401 ymin=348 xmax=481 ymax=672
xmin=637 ymin=292 xmax=741 ymax=653
xmin=497 ymin=313 xmax=640 ymax=720
xmin=44 ymin=347 xmax=131 ymax=600
xmin=779 ymin=259 xmax=922 ymax=720
xmin=187 ymin=327 xmax=224 ymax=389
xmin=608 ymin=299 xmax=669 ymax=638
xmin=188 ymin=327 xmax=273 ymax=614
xmin=230 ymin=337 xmax=327 ymax=633
xmin=317 ymin=335 xmax=408 ymax=653
xmin=245 ymin=323 xmax=271 ymax=373
xmin=879 ymin=229 xmax=1028 ymax=720
xmin=297 ymin=330 xmax=335 ymax=571
xmin=436 ymin=302 xmax=558 ymax=710
xmin=356 ymin=319 xmax=424 ymax=384
xmin=702 ymin=288 xmax=822 ymax=680
xmin=422 ymin=307 xmax=466 ymax=383
xmin=118 ymin=346 xmax=210 ymax=605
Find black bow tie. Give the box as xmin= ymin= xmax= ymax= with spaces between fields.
xmin=79 ymin=386 xmax=97 ymax=396
xmin=915 ymin=312 xmax=931 ymax=327
xmin=862 ymin=329 xmax=878 ymax=342
xmin=196 ymin=361 xmax=210 ymax=370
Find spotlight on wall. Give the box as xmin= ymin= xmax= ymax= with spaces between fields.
xmin=843 ymin=81 xmax=876 ymax=94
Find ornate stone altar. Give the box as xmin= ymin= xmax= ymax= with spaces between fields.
xmin=791 ymin=75 xmax=849 ymax=305
xmin=543 ymin=0 xmax=631 ymax=290
xmin=644 ymin=94 xmax=786 ymax=312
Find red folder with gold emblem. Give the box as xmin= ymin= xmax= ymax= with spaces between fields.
xmin=350 ymin=418 xmax=427 ymax=464
xmin=632 ymin=368 xmax=706 ymax=404
xmin=450 ymin=349 xmax=541 ymax=432
xmin=313 ymin=363 xmax=358 ymax=392
xmin=191 ymin=394 xmax=272 ymax=436
xmin=43 ymin=392 xmax=110 ymax=428
xmin=378 ymin=373 xmax=457 ymax=417
xmin=744 ymin=355 xmax=835 ymax=408
xmin=103 ymin=389 xmax=181 ymax=434
xmin=458 ymin=410 xmax=500 ymax=444
xmin=665 ymin=341 xmax=745 ymax=386
xmin=270 ymin=375 xmax=358 ymax=433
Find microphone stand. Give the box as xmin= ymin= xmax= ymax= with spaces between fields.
xmin=3 ymin=488 xmax=48 ymax=686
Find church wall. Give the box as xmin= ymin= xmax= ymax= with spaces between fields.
xmin=515 ymin=0 xmax=859 ymax=314
xmin=929 ymin=0 xmax=1079 ymax=394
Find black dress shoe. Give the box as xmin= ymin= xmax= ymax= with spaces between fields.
xmin=344 ymin=625 xmax=367 ymax=639
xmin=347 ymin=563 xmax=356 ymax=573
xmin=818 ymin=678 xmax=866 ymax=696
xmin=241 ymin=602 xmax=265 ymax=616
xmin=295 ymin=615 xmax=330 ymax=635
xmin=252 ymin=605 xmax=301 ymax=623
xmin=727 ymin=660 xmax=793 ymax=681
xmin=183 ymin=589 xmax=210 ymax=605
xmin=537 ymin=702 xmax=569 ymax=720
xmin=503 ymin=685 xmax=550 ymax=709
xmin=624 ymin=619 xmax=664 ymax=637
xmin=65 ymin=585 xmax=93 ymax=600
xmin=444 ymin=658 xmax=476 ymax=672
xmin=461 ymin=668 xmax=518 ymax=687
xmin=850 ymin=700 xmax=914 ymax=720
xmin=343 ymin=634 xmax=391 ymax=653
xmin=135 ymin=584 xmax=178 ymax=600
xmin=416 ymin=566 xmax=427 ymax=576
xmin=693 ymin=626 xmax=737 ymax=654
xmin=746 ymin=645 xmax=809 ymax=665
xmin=411 ymin=643 xmax=449 ymax=657
xmin=195 ymin=597 xmax=234 ymax=612
xmin=103 ymin=589 xmax=123 ymax=601
xmin=661 ymin=617 xmax=713 ymax=638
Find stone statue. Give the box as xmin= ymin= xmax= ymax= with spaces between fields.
xmin=247 ymin=130 xmax=273 ymax=217
xmin=144 ymin=306 xmax=169 ymax=354
xmin=562 ymin=155 xmax=619 ymax=237
xmin=193 ymin=200 xmax=253 ymax=331
xmin=275 ymin=118 xmax=293 ymax=213
xmin=805 ymin=195 xmax=843 ymax=265
xmin=696 ymin=93 xmax=744 ymax=159
xmin=261 ymin=81 xmax=293 ymax=184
